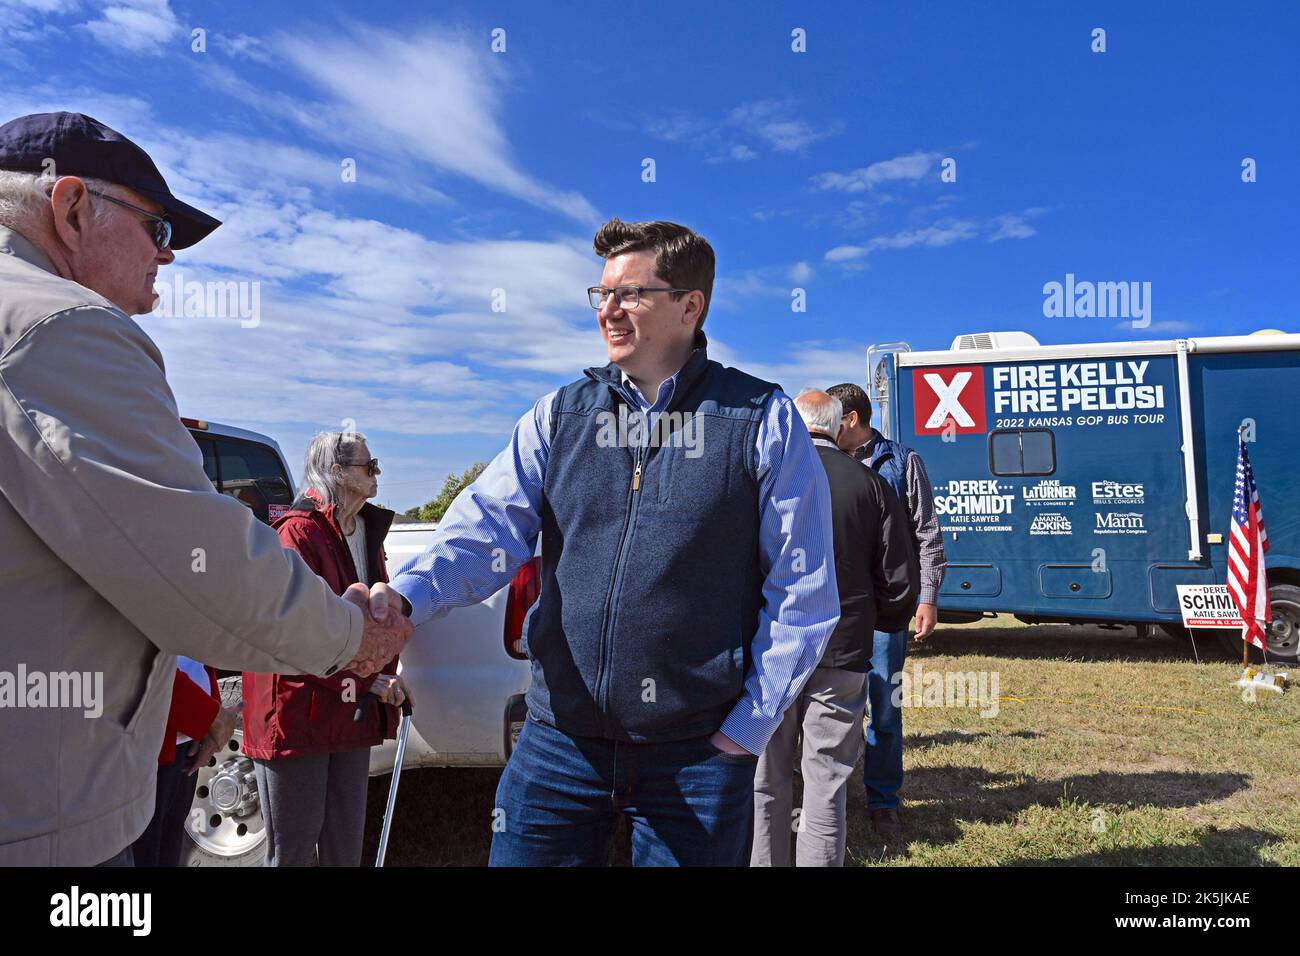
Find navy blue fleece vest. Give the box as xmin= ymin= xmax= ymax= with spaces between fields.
xmin=864 ymin=431 xmax=911 ymax=504
xmin=524 ymin=345 xmax=779 ymax=742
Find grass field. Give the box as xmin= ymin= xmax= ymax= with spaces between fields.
xmin=361 ymin=618 xmax=1299 ymax=866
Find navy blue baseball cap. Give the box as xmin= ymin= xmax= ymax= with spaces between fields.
xmin=0 ymin=111 xmax=220 ymax=249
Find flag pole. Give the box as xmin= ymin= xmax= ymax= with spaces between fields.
xmin=1238 ymin=424 xmax=1250 ymax=669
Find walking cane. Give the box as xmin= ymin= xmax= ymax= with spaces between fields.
xmin=376 ymin=696 xmax=414 ymax=867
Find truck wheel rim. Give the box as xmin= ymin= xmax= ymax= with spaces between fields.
xmin=1268 ymin=593 xmax=1299 ymax=659
xmin=186 ymin=727 xmax=266 ymax=858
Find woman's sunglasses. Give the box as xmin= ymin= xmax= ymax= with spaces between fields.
xmin=338 ymin=458 xmax=380 ymax=477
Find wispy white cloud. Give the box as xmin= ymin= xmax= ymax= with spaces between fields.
xmin=157 ymin=126 xmax=455 ymax=209
xmin=187 ymin=28 xmax=600 ymax=225
xmin=707 ymin=143 xmax=757 ymax=164
xmin=645 ymin=114 xmax=712 ymax=142
xmin=0 ymin=84 xmax=155 ymax=136
xmin=728 ymin=99 xmax=841 ymax=153
xmin=904 ymin=192 xmax=960 ymax=222
xmin=271 ymin=26 xmax=600 ymax=224
xmin=1 ymin=0 xmax=78 ymax=24
xmin=1 ymin=0 xmax=78 ymax=12
xmin=826 ymin=208 xmax=1043 ymax=263
xmin=0 ymin=0 xmax=75 ymax=57
xmin=987 ymin=213 xmax=1037 ymax=242
xmin=826 ymin=219 xmax=981 ymax=262
xmin=711 ymin=262 xmax=817 ymax=308
xmin=833 ymin=198 xmax=884 ymax=231
xmin=749 ymin=207 xmax=797 ymax=222
xmin=1 ymin=0 xmax=182 ymax=57
xmin=0 ymin=83 xmax=452 ymax=211
xmin=194 ymin=62 xmax=334 ymax=137
xmin=218 ymin=31 xmax=270 ymax=62
xmin=1115 ymin=319 xmax=1191 ymax=334
xmin=643 ymin=98 xmax=842 ymax=163
xmin=811 ymin=150 xmax=941 ymax=193
xmin=81 ymin=0 xmax=180 ymax=55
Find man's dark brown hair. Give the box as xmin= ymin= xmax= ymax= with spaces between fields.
xmin=593 ymin=218 xmax=715 ymax=331
xmin=827 ymin=382 xmax=872 ymax=426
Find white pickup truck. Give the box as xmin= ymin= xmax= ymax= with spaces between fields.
xmin=176 ymin=418 xmax=530 ymax=866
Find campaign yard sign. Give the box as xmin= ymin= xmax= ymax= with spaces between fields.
xmin=1175 ymin=584 xmax=1245 ymax=629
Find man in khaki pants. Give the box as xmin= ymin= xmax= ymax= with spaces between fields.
xmin=751 ymin=390 xmax=918 ymax=866
xmin=0 ymin=112 xmax=411 ymax=867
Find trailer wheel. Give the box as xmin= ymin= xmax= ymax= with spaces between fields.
xmin=177 ymin=676 xmax=268 ymax=867
xmin=1216 ymin=583 xmax=1300 ymax=665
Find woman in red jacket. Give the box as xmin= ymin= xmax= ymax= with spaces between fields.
xmin=242 ymin=431 xmax=410 ymax=867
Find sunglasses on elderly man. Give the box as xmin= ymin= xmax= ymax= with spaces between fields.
xmin=86 ymin=188 xmax=173 ymax=251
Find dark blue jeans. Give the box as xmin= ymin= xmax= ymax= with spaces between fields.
xmin=489 ymin=715 xmax=758 ymax=866
xmin=131 ymin=753 xmax=199 ymax=867
xmin=863 ymin=628 xmax=907 ymax=811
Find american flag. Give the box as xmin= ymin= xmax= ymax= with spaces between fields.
xmin=1227 ymin=434 xmax=1270 ymax=650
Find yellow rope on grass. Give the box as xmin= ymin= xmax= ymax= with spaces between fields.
xmin=990 ymin=694 xmax=1291 ymax=726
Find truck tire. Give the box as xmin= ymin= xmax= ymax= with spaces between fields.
xmin=178 ymin=676 xmax=268 ymax=867
xmin=1217 ymin=583 xmax=1300 ymax=665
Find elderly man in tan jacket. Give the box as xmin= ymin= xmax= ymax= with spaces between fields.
xmin=0 ymin=112 xmax=412 ymax=867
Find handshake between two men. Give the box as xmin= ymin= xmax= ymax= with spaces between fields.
xmin=340 ymin=581 xmax=414 ymax=678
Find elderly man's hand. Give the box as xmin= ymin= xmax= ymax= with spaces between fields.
xmin=343 ymin=583 xmax=413 ymax=677
xmin=344 ymin=582 xmax=405 ymax=625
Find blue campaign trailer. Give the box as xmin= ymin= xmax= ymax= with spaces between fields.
xmin=871 ymin=330 xmax=1300 ymax=662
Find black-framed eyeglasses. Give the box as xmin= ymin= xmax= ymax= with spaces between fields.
xmin=86 ymin=189 xmax=173 ymax=251
xmin=587 ymin=285 xmax=691 ymax=310
xmin=337 ymin=457 xmax=380 ymax=476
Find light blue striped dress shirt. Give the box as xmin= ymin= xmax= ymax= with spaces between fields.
xmin=389 ymin=361 xmax=840 ymax=754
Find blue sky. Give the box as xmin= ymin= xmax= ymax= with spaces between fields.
xmin=1 ymin=0 xmax=1295 ymax=511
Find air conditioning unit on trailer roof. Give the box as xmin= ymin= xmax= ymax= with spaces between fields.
xmin=950 ymin=331 xmax=1041 ymax=351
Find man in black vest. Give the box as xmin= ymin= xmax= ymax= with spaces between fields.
xmin=752 ymin=389 xmax=919 ymax=866
xmin=391 ymin=219 xmax=841 ymax=866
xmin=829 ymin=381 xmax=947 ymax=840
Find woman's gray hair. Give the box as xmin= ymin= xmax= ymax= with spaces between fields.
xmin=303 ymin=430 xmax=368 ymax=507
xmin=794 ymin=388 xmax=843 ymax=435
xmin=0 ymin=169 xmax=117 ymax=231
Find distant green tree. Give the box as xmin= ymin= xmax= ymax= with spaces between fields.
xmin=407 ymin=462 xmax=488 ymax=522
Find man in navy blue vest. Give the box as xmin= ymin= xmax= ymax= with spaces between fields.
xmin=392 ymin=219 xmax=840 ymax=866
xmin=827 ymin=382 xmax=947 ymax=841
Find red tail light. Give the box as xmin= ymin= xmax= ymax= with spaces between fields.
xmin=504 ymin=557 xmax=541 ymax=660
